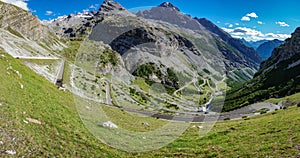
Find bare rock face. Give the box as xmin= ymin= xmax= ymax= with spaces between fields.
xmin=0 ymin=2 xmax=48 ymax=40
xmin=109 ymin=27 xmax=199 ymax=56
xmin=99 ymin=0 xmax=134 ymax=16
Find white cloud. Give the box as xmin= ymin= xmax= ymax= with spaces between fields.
xmin=235 ymin=23 xmax=239 ymax=26
xmin=276 ymin=21 xmax=289 ymax=27
xmin=0 ymin=0 xmax=28 ymax=10
xmin=241 ymin=12 xmax=258 ymax=21
xmin=257 ymin=21 xmax=263 ymax=24
xmin=217 ymin=21 xmax=221 ymax=24
xmin=222 ymin=27 xmax=291 ymax=41
xmin=246 ymin=12 xmax=258 ymax=18
xmin=222 ymin=28 xmax=234 ymax=33
xmin=241 ymin=16 xmax=250 ymax=21
xmin=45 ymin=11 xmax=53 ymax=16
xmin=228 ymin=24 xmax=233 ymax=28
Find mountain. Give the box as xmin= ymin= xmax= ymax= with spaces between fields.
xmin=223 ymin=27 xmax=300 ymax=112
xmin=0 ymin=0 xmax=282 ymax=114
xmin=256 ymin=39 xmax=284 ymax=60
xmin=241 ymin=39 xmax=269 ymax=50
xmin=196 ymin=18 xmax=262 ymax=66
xmin=40 ymin=1 xmax=266 ymax=115
xmin=136 ymin=3 xmax=262 ymax=86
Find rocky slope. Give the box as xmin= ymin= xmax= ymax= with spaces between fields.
xmin=92 ymin=2 xmax=260 ymax=83
xmin=0 ymin=1 xmax=47 ymax=40
xmin=135 ymin=4 xmax=261 ymax=85
xmin=0 ymin=1 xmax=65 ymax=53
xmin=0 ymin=1 xmax=66 ymax=84
xmin=224 ymin=27 xmax=300 ymax=111
xmin=256 ymin=39 xmax=284 ymax=60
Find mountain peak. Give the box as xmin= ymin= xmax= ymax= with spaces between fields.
xmin=99 ymin=0 xmax=126 ymax=13
xmin=159 ymin=2 xmax=180 ymax=12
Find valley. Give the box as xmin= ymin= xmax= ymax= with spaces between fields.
xmin=0 ymin=0 xmax=299 ymax=157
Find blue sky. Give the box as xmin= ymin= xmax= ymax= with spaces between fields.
xmin=2 ymin=0 xmax=300 ymax=41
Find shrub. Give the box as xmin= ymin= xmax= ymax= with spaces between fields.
xmin=242 ymin=116 xmax=248 ymax=119
xmin=99 ymin=49 xmax=119 ymax=66
xmin=260 ymin=111 xmax=267 ymax=114
xmin=283 ymin=106 xmax=287 ymax=110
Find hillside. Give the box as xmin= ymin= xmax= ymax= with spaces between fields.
xmin=224 ymin=27 xmax=300 ymax=112
xmin=1 ymin=51 xmax=299 ymax=157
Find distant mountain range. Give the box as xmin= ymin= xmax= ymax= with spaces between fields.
xmin=241 ymin=39 xmax=269 ymax=50
xmin=256 ymin=39 xmax=284 ymax=60
xmin=241 ymin=39 xmax=284 ymax=60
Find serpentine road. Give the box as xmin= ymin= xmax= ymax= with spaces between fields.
xmin=114 ymin=102 xmax=279 ymax=122
xmin=103 ymin=80 xmax=280 ymax=122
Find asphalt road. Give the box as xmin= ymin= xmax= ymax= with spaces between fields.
xmin=104 ymin=101 xmax=279 ymax=123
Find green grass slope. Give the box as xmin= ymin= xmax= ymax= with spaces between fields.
xmin=0 ymin=51 xmax=300 ymax=157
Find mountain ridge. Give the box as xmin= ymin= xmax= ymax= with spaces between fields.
xmin=196 ymin=18 xmax=262 ymax=65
